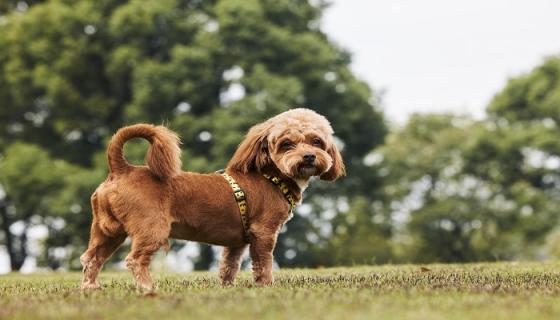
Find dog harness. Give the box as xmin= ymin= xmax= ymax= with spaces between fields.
xmin=218 ymin=170 xmax=297 ymax=243
xmin=218 ymin=170 xmax=250 ymax=243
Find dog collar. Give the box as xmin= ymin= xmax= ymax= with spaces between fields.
xmin=262 ymin=174 xmax=297 ymax=214
xmin=217 ymin=170 xmax=250 ymax=243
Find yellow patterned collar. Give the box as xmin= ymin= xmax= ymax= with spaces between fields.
xmin=262 ymin=174 xmax=297 ymax=214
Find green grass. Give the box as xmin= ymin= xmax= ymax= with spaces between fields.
xmin=1 ymin=262 xmax=560 ymax=319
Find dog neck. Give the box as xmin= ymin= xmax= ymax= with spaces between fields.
xmin=260 ymin=167 xmax=307 ymax=204
xmin=293 ymin=178 xmax=309 ymax=194
xmin=276 ymin=174 xmax=311 ymax=205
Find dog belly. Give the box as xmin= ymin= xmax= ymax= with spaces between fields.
xmin=169 ymin=222 xmax=244 ymax=247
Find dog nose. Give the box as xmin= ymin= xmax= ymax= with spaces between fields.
xmin=303 ymin=153 xmax=316 ymax=163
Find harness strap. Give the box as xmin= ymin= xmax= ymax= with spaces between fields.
xmin=218 ymin=170 xmax=250 ymax=243
xmin=262 ymin=174 xmax=297 ymax=214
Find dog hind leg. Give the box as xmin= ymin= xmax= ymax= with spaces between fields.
xmin=124 ymin=219 xmax=170 ymax=293
xmin=81 ymin=193 xmax=126 ymax=290
xmin=80 ymin=223 xmax=126 ymax=290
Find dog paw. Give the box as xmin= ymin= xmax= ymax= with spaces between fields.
xmin=254 ymin=277 xmax=274 ymax=286
xmin=220 ymin=279 xmax=235 ymax=286
xmin=138 ymin=283 xmax=155 ymax=295
xmin=81 ymin=282 xmax=102 ymax=290
xmin=142 ymin=291 xmax=158 ymax=298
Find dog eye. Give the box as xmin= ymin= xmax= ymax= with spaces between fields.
xmin=280 ymin=141 xmax=294 ymax=149
xmin=312 ymin=138 xmax=323 ymax=147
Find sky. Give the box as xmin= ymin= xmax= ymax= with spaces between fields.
xmin=322 ymin=0 xmax=560 ymax=124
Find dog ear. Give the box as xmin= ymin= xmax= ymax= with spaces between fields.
xmin=228 ymin=123 xmax=271 ymax=173
xmin=320 ymin=142 xmax=346 ymax=181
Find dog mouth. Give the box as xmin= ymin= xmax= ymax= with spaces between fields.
xmin=298 ymin=164 xmax=318 ymax=177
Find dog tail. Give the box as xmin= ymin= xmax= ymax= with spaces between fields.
xmin=107 ymin=124 xmax=182 ymax=179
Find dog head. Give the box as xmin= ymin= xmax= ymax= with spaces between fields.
xmin=228 ymin=108 xmax=345 ymax=181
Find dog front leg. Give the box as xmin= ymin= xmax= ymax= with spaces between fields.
xmin=219 ymin=245 xmax=247 ymax=285
xmin=249 ymin=234 xmax=277 ymax=286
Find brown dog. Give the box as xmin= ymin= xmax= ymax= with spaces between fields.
xmin=80 ymin=108 xmax=345 ymax=292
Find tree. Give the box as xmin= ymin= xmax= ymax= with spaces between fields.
xmin=0 ymin=0 xmax=386 ymax=270
xmin=377 ymin=114 xmax=492 ymax=262
xmin=377 ymin=112 xmax=560 ymax=263
xmin=471 ymin=55 xmax=560 ymax=258
xmin=0 ymin=143 xmax=67 ymax=270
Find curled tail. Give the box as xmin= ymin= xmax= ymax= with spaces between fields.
xmin=107 ymin=124 xmax=182 ymax=179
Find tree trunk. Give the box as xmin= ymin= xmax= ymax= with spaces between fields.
xmin=0 ymin=200 xmax=15 ymax=271
xmin=0 ymin=199 xmax=28 ymax=271
xmin=14 ymin=225 xmax=28 ymax=271
xmin=193 ymin=244 xmax=215 ymax=270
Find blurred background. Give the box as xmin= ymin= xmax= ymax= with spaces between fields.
xmin=1 ymin=0 xmax=560 ymax=273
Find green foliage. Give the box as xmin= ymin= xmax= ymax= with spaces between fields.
xmin=327 ymin=196 xmax=392 ymax=265
xmin=2 ymin=0 xmax=559 ymax=272
xmin=378 ymin=57 xmax=560 ymax=263
xmin=0 ymin=142 xmax=107 ymax=269
xmin=378 ymin=112 xmax=560 ymax=263
xmin=1 ymin=143 xmax=66 ymax=214
xmin=0 ymin=0 xmax=386 ymax=270
xmin=488 ymin=56 xmax=560 ymax=123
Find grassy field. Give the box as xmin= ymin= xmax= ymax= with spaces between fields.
xmin=1 ymin=262 xmax=560 ymax=319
